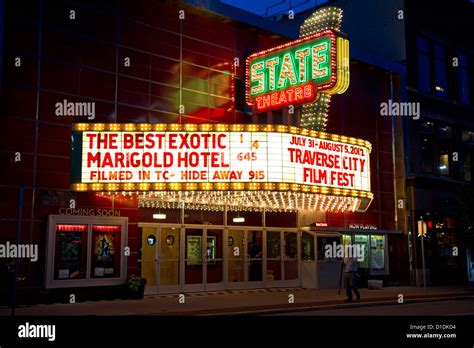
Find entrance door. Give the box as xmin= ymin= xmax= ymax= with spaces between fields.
xmin=247 ymin=230 xmax=264 ymax=288
xmin=227 ymin=229 xmax=264 ymax=289
xmin=227 ymin=229 xmax=245 ymax=289
xmin=205 ymin=229 xmax=224 ymax=290
xmin=140 ymin=227 xmax=159 ymax=294
xmin=158 ymin=227 xmax=180 ymax=293
xmin=301 ymin=231 xmax=316 ymax=288
xmin=283 ymin=231 xmax=299 ymax=286
xmin=140 ymin=226 xmax=181 ymax=294
xmin=266 ymin=231 xmax=282 ymax=283
xmin=266 ymin=230 xmax=300 ymax=287
xmin=184 ymin=228 xmax=204 ymax=292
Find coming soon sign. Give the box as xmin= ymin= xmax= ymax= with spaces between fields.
xmin=70 ymin=124 xmax=370 ymax=193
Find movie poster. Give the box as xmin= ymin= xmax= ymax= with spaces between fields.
xmin=58 ymin=231 xmax=83 ymax=279
xmin=94 ymin=233 xmax=115 ymax=277
xmin=354 ymin=234 xmax=369 ymax=268
xmin=187 ymin=236 xmax=202 ymax=266
xmin=370 ymin=235 xmax=385 ymax=270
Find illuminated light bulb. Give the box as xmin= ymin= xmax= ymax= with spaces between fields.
xmin=92 ymin=123 xmax=105 ymax=131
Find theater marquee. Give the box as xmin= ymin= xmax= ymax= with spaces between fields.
xmin=71 ymin=123 xmax=373 ymax=212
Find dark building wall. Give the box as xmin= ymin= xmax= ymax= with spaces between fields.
xmin=404 ymin=0 xmax=474 ymax=284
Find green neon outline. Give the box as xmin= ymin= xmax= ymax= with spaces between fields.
xmin=249 ymin=35 xmax=333 ymax=98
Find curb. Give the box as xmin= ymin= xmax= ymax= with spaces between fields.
xmin=226 ymin=295 xmax=474 ymax=316
xmin=2 ymin=291 xmax=473 ymax=316
xmin=169 ymin=293 xmax=474 ymax=316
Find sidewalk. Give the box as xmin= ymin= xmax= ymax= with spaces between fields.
xmin=1 ymin=285 xmax=473 ymax=316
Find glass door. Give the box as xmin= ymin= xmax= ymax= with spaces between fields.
xmin=266 ymin=230 xmax=300 ymax=286
xmin=158 ymin=227 xmax=181 ymax=293
xmin=227 ymin=229 xmax=246 ymax=289
xmin=301 ymin=231 xmax=316 ymax=288
xmin=205 ymin=229 xmax=224 ymax=290
xmin=140 ymin=226 xmax=159 ymax=294
xmin=283 ymin=231 xmax=299 ymax=285
xmin=184 ymin=228 xmax=204 ymax=292
xmin=246 ymin=230 xmax=264 ymax=288
xmin=266 ymin=231 xmax=282 ymax=283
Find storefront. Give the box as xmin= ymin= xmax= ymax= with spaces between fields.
xmin=138 ymin=221 xmax=301 ymax=294
xmin=310 ymin=226 xmax=396 ymax=288
xmin=44 ymin=211 xmax=397 ymax=292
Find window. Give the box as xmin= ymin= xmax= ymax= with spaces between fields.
xmin=458 ymin=53 xmax=470 ymax=104
xmin=267 ymin=232 xmax=281 ymax=259
xmin=317 ymin=236 xmax=340 ymax=261
xmin=437 ymin=231 xmax=459 ymax=266
xmin=370 ymin=235 xmax=386 ymax=273
xmin=438 ymin=142 xmax=450 ymax=176
xmin=354 ymin=234 xmax=369 ymax=269
xmin=421 ymin=135 xmax=434 ymax=173
xmin=417 ymin=37 xmax=431 ymax=93
xmin=462 ymin=131 xmax=474 ymax=143
xmin=301 ymin=232 xmax=314 ymax=260
xmin=437 ymin=125 xmax=452 ymax=139
xmin=433 ymin=44 xmax=447 ymax=97
xmin=342 ymin=234 xmax=387 ymax=274
xmin=284 ymin=232 xmax=297 ymax=259
xmin=420 ymin=120 xmax=434 ymax=131
xmin=464 ymin=147 xmax=473 ymax=182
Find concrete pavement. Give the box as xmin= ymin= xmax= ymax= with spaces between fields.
xmin=1 ymin=285 xmax=473 ymax=316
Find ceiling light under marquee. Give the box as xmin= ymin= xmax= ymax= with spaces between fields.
xmin=153 ymin=213 xmax=166 ymax=219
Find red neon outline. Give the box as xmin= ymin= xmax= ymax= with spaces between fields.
xmin=253 ymin=82 xmax=317 ymax=112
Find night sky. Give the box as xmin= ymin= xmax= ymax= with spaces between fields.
xmin=221 ymin=0 xmax=328 ymax=16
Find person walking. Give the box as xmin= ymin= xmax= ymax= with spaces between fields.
xmin=343 ymin=256 xmax=360 ymax=301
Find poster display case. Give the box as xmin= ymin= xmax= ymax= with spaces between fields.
xmin=46 ymin=215 xmax=128 ymax=288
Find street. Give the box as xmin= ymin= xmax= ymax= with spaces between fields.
xmin=266 ymin=298 xmax=474 ymax=316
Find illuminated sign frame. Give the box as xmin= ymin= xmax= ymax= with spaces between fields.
xmin=70 ymin=123 xmax=372 ymax=213
xmin=246 ymin=29 xmax=349 ymax=113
